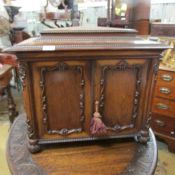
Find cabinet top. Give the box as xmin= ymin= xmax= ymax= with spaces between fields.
xmin=40 ymin=26 xmax=137 ymax=35
xmin=5 ymin=27 xmax=170 ymax=53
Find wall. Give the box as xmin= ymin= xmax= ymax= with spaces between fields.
xmin=150 ymin=1 xmax=175 ymax=23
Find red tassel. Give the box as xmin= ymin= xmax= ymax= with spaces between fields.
xmin=90 ymin=101 xmax=107 ymax=135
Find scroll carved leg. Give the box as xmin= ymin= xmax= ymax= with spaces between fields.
xmin=27 ymin=119 xmax=41 ymax=153
xmin=135 ymin=130 xmax=150 ymax=144
xmin=139 ymin=130 xmax=150 ymax=144
xmin=28 ymin=139 xmax=41 ymax=154
xmin=6 ymin=86 xmax=18 ymax=124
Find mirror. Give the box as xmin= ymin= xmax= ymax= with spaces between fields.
xmin=115 ymin=0 xmax=127 ymax=19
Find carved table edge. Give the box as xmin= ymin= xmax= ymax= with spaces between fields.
xmin=6 ymin=113 xmax=46 ymax=175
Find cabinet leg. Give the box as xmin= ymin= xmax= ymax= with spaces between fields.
xmin=136 ymin=130 xmax=150 ymax=144
xmin=6 ymin=86 xmax=18 ymax=124
xmin=28 ymin=139 xmax=41 ymax=154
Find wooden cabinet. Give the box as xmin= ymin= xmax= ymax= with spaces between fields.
xmin=5 ymin=27 xmax=168 ymax=153
xmin=152 ymin=65 xmax=175 ymax=152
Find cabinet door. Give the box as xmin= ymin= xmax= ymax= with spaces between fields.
xmin=32 ymin=61 xmax=91 ymax=140
xmin=94 ymin=59 xmax=148 ymax=135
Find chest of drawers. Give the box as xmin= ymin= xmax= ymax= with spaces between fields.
xmin=5 ymin=27 xmax=168 ymax=153
xmin=152 ymin=65 xmax=175 ymax=152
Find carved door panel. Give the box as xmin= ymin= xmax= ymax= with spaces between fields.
xmin=94 ymin=59 xmax=148 ymax=135
xmin=32 ymin=61 xmax=91 ymax=140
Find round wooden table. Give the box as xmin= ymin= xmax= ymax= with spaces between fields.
xmin=6 ymin=114 xmax=158 ymax=175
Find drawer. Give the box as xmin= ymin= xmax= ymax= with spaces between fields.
xmin=154 ymin=83 xmax=175 ymax=100
xmin=158 ymin=70 xmax=175 ymax=86
xmin=152 ymin=97 xmax=175 ymax=118
xmin=151 ymin=114 xmax=175 ymax=138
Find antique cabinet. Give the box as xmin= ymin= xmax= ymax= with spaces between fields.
xmin=152 ymin=65 xmax=175 ymax=152
xmin=5 ymin=27 xmax=169 ymax=153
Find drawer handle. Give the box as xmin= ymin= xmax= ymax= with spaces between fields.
xmin=156 ymin=103 xmax=169 ymax=110
xmin=155 ymin=120 xmax=165 ymax=127
xmin=161 ymin=74 xmax=173 ymax=82
xmin=160 ymin=87 xmax=171 ymax=94
xmin=171 ymin=131 xmax=175 ymax=136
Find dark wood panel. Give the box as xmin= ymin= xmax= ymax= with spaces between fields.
xmin=32 ymin=61 xmax=91 ymax=139
xmin=94 ymin=59 xmax=148 ymax=134
xmin=103 ymin=69 xmax=136 ymax=125
xmin=45 ymin=64 xmax=83 ymax=131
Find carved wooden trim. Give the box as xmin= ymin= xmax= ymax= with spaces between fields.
xmin=41 ymin=28 xmax=136 ymax=34
xmin=99 ymin=60 xmax=142 ymax=132
xmin=40 ymin=62 xmax=85 ymax=136
xmin=7 ymin=43 xmax=169 ymax=52
xmin=19 ymin=62 xmax=28 ymax=88
xmin=153 ymin=63 xmax=159 ymax=76
xmin=26 ymin=119 xmax=35 ymax=139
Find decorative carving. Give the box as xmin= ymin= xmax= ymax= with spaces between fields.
xmin=107 ymin=124 xmax=134 ymax=132
xmin=146 ymin=112 xmax=152 ymax=130
xmin=26 ymin=120 xmax=41 ymax=153
xmin=135 ymin=113 xmax=152 ymax=144
xmin=100 ymin=60 xmax=142 ymax=132
xmin=19 ymin=62 xmax=27 ymax=88
xmin=153 ymin=63 xmax=159 ymax=76
xmin=48 ymin=128 xmax=82 ymax=135
xmin=26 ymin=119 xmax=34 ymax=139
xmin=28 ymin=139 xmax=41 ymax=154
xmin=40 ymin=62 xmax=85 ymax=135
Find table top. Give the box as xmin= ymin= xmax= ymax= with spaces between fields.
xmin=0 ymin=64 xmax=12 ymax=78
xmin=6 ymin=114 xmax=158 ymax=175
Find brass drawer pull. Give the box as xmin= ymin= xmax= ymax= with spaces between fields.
xmin=155 ymin=120 xmax=165 ymax=127
xmin=171 ymin=131 xmax=175 ymax=136
xmin=161 ymin=74 xmax=173 ymax=82
xmin=160 ymin=87 xmax=171 ymax=94
xmin=156 ymin=103 xmax=169 ymax=110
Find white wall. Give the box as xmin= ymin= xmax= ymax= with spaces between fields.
xmin=150 ymin=0 xmax=175 ymax=23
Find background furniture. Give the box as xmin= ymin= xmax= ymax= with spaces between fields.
xmin=152 ymin=64 xmax=175 ymax=153
xmin=98 ymin=0 xmax=151 ymax=35
xmin=0 ymin=64 xmax=18 ymax=123
xmin=7 ymin=114 xmax=158 ymax=175
xmin=40 ymin=0 xmax=80 ymax=28
xmin=150 ymin=23 xmax=175 ymax=37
